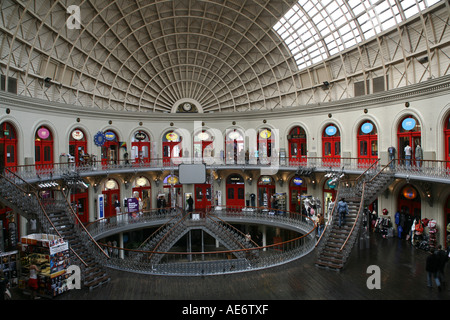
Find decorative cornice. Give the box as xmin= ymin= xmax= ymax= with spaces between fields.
xmin=1 ymin=74 xmax=449 ymax=122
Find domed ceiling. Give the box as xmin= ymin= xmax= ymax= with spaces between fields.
xmin=0 ymin=0 xmax=447 ymax=114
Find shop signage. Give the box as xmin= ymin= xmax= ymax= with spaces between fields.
xmin=326 ymin=179 xmax=337 ymax=189
xmin=197 ymin=131 xmax=210 ymax=141
xmin=136 ymin=177 xmax=148 ymax=187
xmin=94 ymin=131 xmax=106 ymax=146
xmin=166 ymin=132 xmax=179 ymax=142
xmin=97 ymin=194 xmax=104 ymax=219
xmin=127 ymin=197 xmax=139 ymax=213
xmin=361 ymin=122 xmax=374 ymax=134
xmin=402 ymin=118 xmax=416 ymax=131
xmin=402 ymin=186 xmax=417 ymax=200
xmin=293 ymin=177 xmax=303 ymax=186
xmin=134 ymin=131 xmax=147 ymax=141
xmin=166 ymin=175 xmax=178 ymax=185
xmin=72 ymin=129 xmax=84 ymax=141
xmin=105 ymin=180 xmax=117 ymax=190
xmin=325 ymin=125 xmax=337 ymax=136
xmin=228 ymin=131 xmax=241 ymax=140
xmin=37 ymin=127 xmax=50 ymax=140
xmin=259 ymin=129 xmax=272 ymax=139
xmin=260 ymin=176 xmax=272 ymax=184
xmin=104 ymin=131 xmax=116 ymax=141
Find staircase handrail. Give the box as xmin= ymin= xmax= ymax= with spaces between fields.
xmin=354 ymin=158 xmax=380 ymax=184
xmin=315 ymin=180 xmax=342 ymax=247
xmin=59 ymin=189 xmax=110 ymax=259
xmin=339 ymin=181 xmax=366 ymax=252
xmin=369 ymin=159 xmax=394 ymax=183
xmin=206 ymin=211 xmax=260 ymax=249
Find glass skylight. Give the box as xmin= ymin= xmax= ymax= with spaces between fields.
xmin=274 ymin=0 xmax=442 ymax=70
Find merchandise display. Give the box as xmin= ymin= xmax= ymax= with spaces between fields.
xmin=19 ymin=234 xmax=70 ymax=298
xmin=0 ymin=250 xmax=18 ymax=286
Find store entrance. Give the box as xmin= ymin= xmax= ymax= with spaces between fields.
xmin=226 ymin=174 xmax=245 ymax=208
xmin=397 ymin=184 xmax=421 ymax=219
xmin=195 ymin=183 xmax=212 ymax=212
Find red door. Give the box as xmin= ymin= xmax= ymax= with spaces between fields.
xmin=397 ymin=185 xmax=421 ymax=219
xmin=35 ymin=126 xmax=53 ymax=171
xmin=101 ymin=131 xmax=120 ymax=168
xmin=445 ymin=196 xmax=450 ymax=243
xmin=397 ymin=116 xmax=421 ymax=167
xmin=357 ymin=121 xmax=378 ymax=167
xmin=102 ymin=188 xmax=120 ymax=219
xmin=69 ymin=129 xmax=87 ymax=166
xmin=195 ymin=184 xmax=212 ymax=212
xmin=226 ymin=174 xmax=245 ymax=208
xmin=445 ymin=115 xmax=450 ymax=169
xmin=0 ymin=122 xmax=18 ymax=171
xmin=289 ymin=176 xmax=307 ymax=212
xmin=288 ymin=126 xmax=307 ymax=165
xmin=258 ymin=128 xmax=273 ymax=163
xmin=71 ymin=191 xmax=89 ymax=224
xmin=322 ymin=125 xmax=340 ymax=166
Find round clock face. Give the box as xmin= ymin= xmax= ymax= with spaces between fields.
xmin=182 ymin=103 xmax=192 ymax=111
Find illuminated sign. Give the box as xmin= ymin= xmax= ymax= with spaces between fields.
xmin=293 ymin=177 xmax=303 ymax=186
xmin=166 ymin=132 xmax=179 ymax=142
xmin=72 ymin=129 xmax=84 ymax=141
xmin=361 ymin=122 xmax=374 ymax=134
xmin=325 ymin=125 xmax=337 ymax=136
xmin=259 ymin=129 xmax=272 ymax=139
xmin=402 ymin=118 xmax=416 ymax=131
xmin=104 ymin=131 xmax=116 ymax=141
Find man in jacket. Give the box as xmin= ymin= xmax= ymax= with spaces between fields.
xmin=337 ymin=198 xmax=348 ymax=228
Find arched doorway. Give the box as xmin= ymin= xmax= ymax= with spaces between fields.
xmin=69 ymin=128 xmax=87 ymax=166
xmin=288 ymin=126 xmax=307 ymax=165
xmin=258 ymin=128 xmax=273 ymax=164
xmin=445 ymin=195 xmax=450 ymax=244
xmin=226 ymin=174 xmax=245 ymax=208
xmin=163 ymin=131 xmax=182 ymax=166
xmin=163 ymin=175 xmax=182 ymax=208
xmin=193 ymin=130 xmax=213 ymax=162
xmin=444 ymin=114 xmax=450 ymax=169
xmin=289 ymin=176 xmax=307 ymax=212
xmin=225 ymin=129 xmax=244 ymax=164
xmin=0 ymin=122 xmax=18 ymax=171
xmin=397 ymin=184 xmax=421 ymax=219
xmin=71 ymin=184 xmax=89 ymax=224
xmin=195 ymin=181 xmax=212 ymax=212
xmin=357 ymin=120 xmax=378 ymax=166
xmin=323 ymin=178 xmax=337 ymax=216
xmin=133 ymin=176 xmax=151 ymax=211
xmin=101 ymin=130 xmax=120 ymax=167
xmin=258 ymin=176 xmax=275 ymax=209
xmin=102 ymin=179 xmax=120 ymax=219
xmin=131 ymin=130 xmax=151 ymax=164
xmin=35 ymin=126 xmax=53 ymax=170
xmin=322 ymin=124 xmax=340 ymax=166
xmin=397 ymin=115 xmax=421 ymax=168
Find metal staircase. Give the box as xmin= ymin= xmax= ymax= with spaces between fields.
xmin=315 ymin=163 xmax=394 ymax=271
xmin=0 ymin=171 xmax=110 ymax=291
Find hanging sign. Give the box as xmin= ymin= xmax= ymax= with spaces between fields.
xmin=259 ymin=129 xmax=272 ymax=139
xmin=361 ymin=122 xmax=374 ymax=134
xmin=94 ymin=131 xmax=106 ymax=146
xmin=104 ymin=131 xmax=116 ymax=141
xmin=293 ymin=177 xmax=303 ymax=186
xmin=134 ymin=131 xmax=147 ymax=141
xmin=72 ymin=129 xmax=84 ymax=141
xmin=402 ymin=186 xmax=417 ymax=200
xmin=166 ymin=175 xmax=179 ymax=185
xmin=325 ymin=125 xmax=337 ymax=136
xmin=402 ymin=118 xmax=416 ymax=131
xmin=97 ymin=194 xmax=105 ymax=219
xmin=37 ymin=128 xmax=50 ymax=140
xmin=260 ymin=176 xmax=272 ymax=184
xmin=166 ymin=132 xmax=179 ymax=142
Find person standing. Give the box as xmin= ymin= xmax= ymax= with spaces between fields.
xmin=426 ymin=248 xmax=441 ymax=290
xmin=337 ymin=198 xmax=348 ymax=228
xmin=404 ymin=142 xmax=412 ymax=168
xmin=28 ymin=263 xmax=39 ymax=299
xmin=415 ymin=143 xmax=423 ymax=168
xmin=317 ymin=214 xmax=325 ymax=238
xmin=187 ymin=195 xmax=194 ymax=213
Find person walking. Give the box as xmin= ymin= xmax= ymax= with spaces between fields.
xmin=317 ymin=213 xmax=325 ymax=238
xmin=426 ymin=248 xmax=441 ymax=290
xmin=337 ymin=198 xmax=348 ymax=228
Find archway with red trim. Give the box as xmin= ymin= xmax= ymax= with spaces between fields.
xmin=163 ymin=131 xmax=182 ymax=166
xmin=289 ymin=176 xmax=307 ymax=212
xmin=322 ymin=124 xmax=340 ymax=165
xmin=0 ymin=122 xmax=18 ymax=171
xmin=357 ymin=120 xmax=378 ymax=166
xmin=397 ymin=115 xmax=421 ymax=167
xmin=288 ymin=126 xmax=307 ymax=165
xmin=444 ymin=114 xmax=450 ymax=169
xmin=226 ymin=174 xmax=245 ymax=208
xmin=397 ymin=184 xmax=421 ymax=219
xmin=101 ymin=130 xmax=120 ymax=167
xmin=69 ymin=128 xmax=87 ymax=166
xmin=35 ymin=125 xmax=53 ymax=170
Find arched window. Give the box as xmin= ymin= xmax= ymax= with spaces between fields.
xmin=322 ymin=124 xmax=340 ymax=165
xmin=287 ymin=126 xmax=307 ymax=165
xmin=35 ymin=126 xmax=53 ymax=170
xmin=163 ymin=131 xmax=182 ymax=166
xmin=225 ymin=129 xmax=244 ymax=164
xmin=193 ymin=130 xmax=213 ymax=162
xmin=69 ymin=128 xmax=87 ymax=165
xmin=0 ymin=122 xmax=18 ymax=170
xmin=289 ymin=176 xmax=307 ymax=212
xmin=357 ymin=120 xmax=378 ymax=166
xmin=444 ymin=114 xmax=450 ymax=168
xmin=131 ymin=130 xmax=151 ymax=164
xmin=397 ymin=115 xmax=421 ymax=168
xmin=258 ymin=128 xmax=273 ymax=164
xmin=101 ymin=130 xmax=120 ymax=166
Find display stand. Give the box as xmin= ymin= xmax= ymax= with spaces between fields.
xmin=19 ymin=234 xmax=70 ymax=298
xmin=0 ymin=250 xmax=19 ymax=287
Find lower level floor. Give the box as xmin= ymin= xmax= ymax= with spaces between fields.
xmin=41 ymin=233 xmax=449 ymax=302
